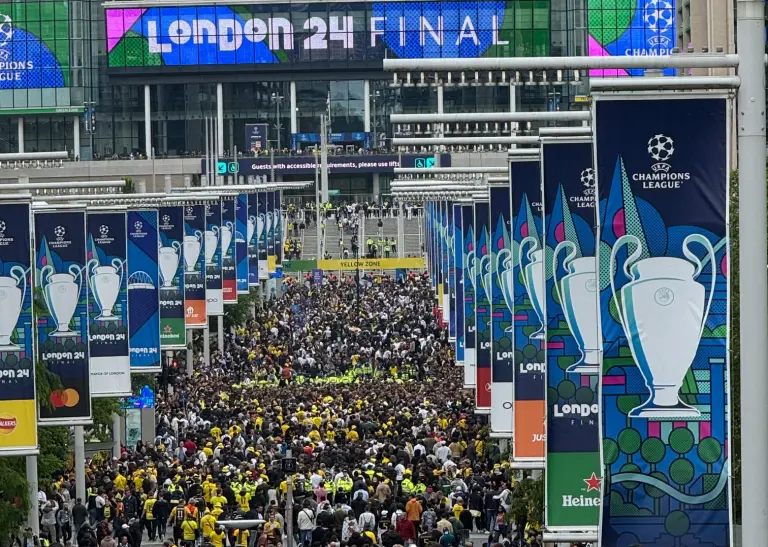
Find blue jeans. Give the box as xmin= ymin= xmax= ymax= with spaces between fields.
xmin=300 ymin=529 xmax=313 ymax=546
xmin=485 ymin=510 xmax=496 ymax=532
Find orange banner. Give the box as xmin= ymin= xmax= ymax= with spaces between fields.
xmin=185 ymin=299 xmax=207 ymax=328
xmin=514 ymin=400 xmax=545 ymax=459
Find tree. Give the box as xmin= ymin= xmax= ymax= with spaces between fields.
xmin=223 ymin=287 xmax=261 ymax=331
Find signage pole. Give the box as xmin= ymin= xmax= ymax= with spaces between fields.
xmin=285 ymin=449 xmax=294 ymax=547
xmin=205 ymin=117 xmax=210 ymax=186
xmin=315 ymin=146 xmax=321 ymax=258
xmin=26 ymin=455 xmax=38 ymax=535
xmin=321 ymin=115 xmax=329 ymax=202
xmin=74 ymin=424 xmax=86 ymax=505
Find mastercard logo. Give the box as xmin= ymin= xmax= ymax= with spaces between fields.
xmin=0 ymin=414 xmax=17 ymax=435
xmin=50 ymin=389 xmax=81 ymax=408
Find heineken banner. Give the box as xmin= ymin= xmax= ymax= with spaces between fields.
xmin=510 ymin=158 xmax=546 ymax=461
xmin=0 ymin=203 xmax=37 ymax=453
xmin=275 ymin=191 xmax=283 ymax=268
xmin=158 ymin=206 xmax=186 ymax=348
xmin=474 ymin=200 xmax=491 ymax=412
xmin=127 ymin=210 xmax=161 ymax=373
xmin=448 ymin=200 xmax=456 ymax=340
xmin=541 ymin=140 xmax=600 ymax=532
xmin=183 ymin=204 xmax=207 ymax=328
xmin=257 ymin=192 xmax=268 ymax=280
xmin=266 ymin=191 xmax=276 ymax=274
xmin=221 ymin=197 xmax=237 ymax=304
xmin=86 ymin=211 xmax=130 ymax=397
xmin=35 ymin=211 xmax=92 ymax=424
xmin=595 ymin=95 xmax=731 ymax=546
xmin=489 ymin=184 xmax=513 ymax=435
xmin=247 ymin=192 xmax=261 ymax=285
xmin=204 ymin=202 xmax=224 ymax=316
xmin=235 ymin=194 xmax=249 ymax=295
xmin=462 ymin=204 xmax=476 ymax=388
xmin=453 ymin=203 xmax=464 ymax=365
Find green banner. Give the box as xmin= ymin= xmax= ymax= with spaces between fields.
xmin=281 ymin=259 xmax=317 ymax=272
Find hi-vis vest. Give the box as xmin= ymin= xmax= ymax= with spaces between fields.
xmin=336 ymin=478 xmax=353 ymax=492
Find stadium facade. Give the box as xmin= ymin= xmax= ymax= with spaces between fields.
xmin=0 ymin=0 xmax=725 ymax=198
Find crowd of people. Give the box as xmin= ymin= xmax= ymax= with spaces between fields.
xmin=30 ymin=275 xmax=545 ymax=547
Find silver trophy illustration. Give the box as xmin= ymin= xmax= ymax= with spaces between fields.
xmin=520 ymin=237 xmax=546 ymax=339
xmin=221 ymin=221 xmax=234 ymax=256
xmin=40 ymin=264 xmax=83 ymax=338
xmin=610 ymin=233 xmax=715 ymax=418
xmin=204 ymin=226 xmax=220 ymax=265
xmin=88 ymin=257 xmax=124 ymax=322
xmin=247 ymin=215 xmax=256 ymax=244
xmin=183 ymin=230 xmax=203 ymax=273
xmin=158 ymin=240 xmax=181 ymax=289
xmin=266 ymin=211 xmax=273 ymax=237
xmin=553 ymin=241 xmax=599 ymax=374
xmin=465 ymin=250 xmax=476 ymax=293
xmin=496 ymin=248 xmax=516 ymax=332
xmin=0 ymin=266 xmax=28 ymax=351
xmin=479 ymin=253 xmax=493 ymax=299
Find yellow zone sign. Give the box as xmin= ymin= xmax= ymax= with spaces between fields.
xmin=317 ymin=257 xmax=426 ymax=271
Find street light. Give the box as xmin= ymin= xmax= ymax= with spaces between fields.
xmin=271 ymin=92 xmax=285 ymax=150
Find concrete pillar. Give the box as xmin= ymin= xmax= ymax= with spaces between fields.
xmin=228 ymin=118 xmax=234 ymax=155
xmin=112 ymin=413 xmax=122 ymax=459
xmin=216 ymin=83 xmax=224 ymax=156
xmin=509 ymin=83 xmax=517 ymax=149
xmin=73 ymin=116 xmax=80 ymax=159
xmin=144 ymin=84 xmax=152 ymax=158
xmin=437 ymin=85 xmax=444 ymax=114
xmin=74 ymin=426 xmax=86 ymax=503
xmin=164 ymin=174 xmax=172 ymax=193
xmin=217 ymin=316 xmax=224 ymax=352
xmin=290 ymin=81 xmax=298 ymax=136
xmin=372 ymin=173 xmax=380 ymax=200
xmin=183 ymin=174 xmax=192 ymax=189
xmin=363 ymin=80 xmax=371 ymax=133
xmin=17 ymin=117 xmax=24 ymax=153
xmin=26 ymin=456 xmax=38 ymax=534
xmin=161 ymin=120 xmax=168 ymax=155
xmin=136 ymin=178 xmax=147 ymax=194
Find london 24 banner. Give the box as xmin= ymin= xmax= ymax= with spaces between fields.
xmin=86 ymin=211 xmax=130 ymax=397
xmin=35 ymin=211 xmax=92 ymax=424
xmin=474 ymin=200 xmax=491 ymax=412
xmin=428 ymin=203 xmax=437 ymax=291
xmin=510 ymin=158 xmax=546 ymax=462
xmin=183 ymin=204 xmax=207 ymax=328
xmin=541 ymin=140 xmax=600 ymax=533
xmin=0 ymin=202 xmax=37 ymax=453
xmin=266 ymin=191 xmax=276 ymax=274
xmin=127 ymin=210 xmax=161 ymax=373
xmin=158 ymin=206 xmax=186 ymax=348
xmin=236 ymin=193 xmax=249 ymax=294
xmin=221 ymin=197 xmax=237 ymax=304
xmin=595 ymin=95 xmax=731 ymax=547
xmin=248 ymin=192 xmax=262 ymax=285
xmin=453 ymin=203 xmax=464 ymax=366
xmin=443 ymin=201 xmax=451 ymax=329
xmin=489 ymin=183 xmax=513 ymax=436
xmin=257 ymin=192 xmax=268 ymax=281
xmin=204 ymin=201 xmax=224 ymax=316
xmin=448 ymin=200 xmax=456 ymax=340
xmin=275 ymin=190 xmax=283 ymax=269
xmin=462 ymin=204 xmax=476 ymax=388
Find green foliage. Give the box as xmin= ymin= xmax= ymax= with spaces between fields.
xmin=223 ymin=287 xmax=261 ymax=331
xmin=122 ymin=178 xmax=135 ymax=194
xmin=0 ymin=458 xmax=31 ymax=544
xmin=38 ymin=427 xmax=70 ymax=485
xmin=90 ymin=398 xmax=123 ymax=442
xmin=509 ymin=476 xmax=544 ymax=525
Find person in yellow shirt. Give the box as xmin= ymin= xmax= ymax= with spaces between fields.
xmin=180 ymin=515 xmax=198 ymax=547
xmin=237 ymin=489 xmax=251 ymax=512
xmin=114 ymin=472 xmax=127 ymax=491
xmin=346 ymin=426 xmax=359 ymax=441
xmin=200 ymin=510 xmax=217 ymax=540
xmin=210 ymin=526 xmax=227 ymax=547
xmin=264 ymin=514 xmax=281 ymax=540
xmin=235 ymin=528 xmax=250 ymax=547
xmin=211 ymin=489 xmax=228 ymax=508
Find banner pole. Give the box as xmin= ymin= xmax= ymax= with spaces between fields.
xmin=26 ymin=455 xmax=38 ymax=535
xmin=218 ymin=316 xmax=224 ymax=353
xmin=737 ymin=0 xmax=768 ymax=542
xmin=74 ymin=425 xmax=86 ymax=504
xmin=112 ymin=413 xmax=122 ymax=459
xmin=186 ymin=331 xmax=193 ymax=377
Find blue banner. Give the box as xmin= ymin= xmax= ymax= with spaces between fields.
xmin=267 ymin=191 xmax=276 ymax=273
xmin=127 ymin=210 xmax=161 ymax=372
xmin=183 ymin=204 xmax=207 ymax=328
xmin=158 ymin=206 xmax=186 ymax=348
xmin=35 ymin=211 xmax=91 ymax=424
xmin=462 ymin=204 xmax=476 ymax=389
xmin=448 ymin=200 xmax=456 ymax=340
xmin=474 ymin=200 xmax=490 ymax=411
xmin=596 ymin=96 xmax=731 ymax=546
xmin=247 ymin=193 xmax=261 ymax=285
xmin=275 ymin=190 xmax=283 ymax=269
xmin=204 ymin=201 xmax=224 ymax=316
xmin=246 ymin=123 xmax=269 ymax=152
xmin=257 ymin=192 xmax=268 ymax=280
xmin=441 ymin=201 xmax=449 ymax=322
xmin=236 ymin=194 xmax=249 ymax=294
xmin=489 ymin=184 xmax=513 ymax=435
xmin=453 ymin=203 xmax=464 ymax=364
xmin=221 ymin=197 xmax=237 ymax=303
xmin=86 ymin=211 xmax=130 ymax=397
xmin=0 ymin=202 xmax=37 ymax=454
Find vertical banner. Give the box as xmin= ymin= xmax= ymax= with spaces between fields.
xmin=510 ymin=158 xmax=546 ymax=461
xmin=221 ymin=197 xmax=237 ymax=304
xmin=541 ymin=140 xmax=600 ymax=532
xmin=204 ymin=202 xmax=224 ymax=316
xmin=127 ymin=210 xmax=161 ymax=373
xmin=595 ymin=96 xmax=731 ymax=546
xmin=247 ymin=193 xmax=261 ymax=285
xmin=246 ymin=123 xmax=269 ymax=152
xmin=428 ymin=203 xmax=437 ymax=291
xmin=0 ymin=202 xmax=37 ymax=453
xmin=442 ymin=201 xmax=450 ymax=328
xmin=448 ymin=201 xmax=456 ymax=340
xmin=267 ymin=191 xmax=276 ymax=274
xmin=489 ymin=184 xmax=514 ymax=436
xmin=35 ymin=211 xmax=92 ymax=424
xmin=257 ymin=192 xmax=268 ymax=280
xmin=158 ymin=207 xmax=186 ymax=348
xmin=474 ymin=200 xmax=491 ymax=412
xmin=183 ymin=204 xmax=207 ymax=328
xmin=86 ymin=211 xmax=130 ymax=397
xmin=275 ymin=190 xmax=283 ymax=268
xmin=235 ymin=194 xmax=249 ymax=295
xmin=453 ymin=203 xmax=464 ymax=365
xmin=462 ymin=204 xmax=476 ymax=389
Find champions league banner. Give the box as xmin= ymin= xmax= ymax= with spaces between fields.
xmin=462 ymin=204 xmax=476 ymax=388
xmin=35 ymin=211 xmax=92 ymax=424
xmin=541 ymin=140 xmax=600 ymax=532
xmin=247 ymin=192 xmax=261 ymax=285
xmin=0 ymin=203 xmax=37 ymax=454
xmin=257 ymin=192 xmax=268 ymax=281
xmin=235 ymin=194 xmax=249 ymax=295
xmin=594 ymin=95 xmax=731 ymax=547
xmin=266 ymin=191 xmax=276 ymax=274
xmin=275 ymin=191 xmax=283 ymax=268
xmin=429 ymin=203 xmax=437 ymax=291
xmin=183 ymin=204 xmax=207 ymax=328
xmin=474 ymin=200 xmax=491 ymax=412
xmin=158 ymin=206 xmax=186 ymax=348
xmin=447 ymin=200 xmax=456 ymax=340
xmin=453 ymin=203 xmax=464 ymax=365
xmin=510 ymin=158 xmax=546 ymax=462
xmin=127 ymin=210 xmax=161 ymax=373
xmin=489 ymin=184 xmax=513 ymax=436
xmin=86 ymin=212 xmax=130 ymax=397
xmin=221 ymin=197 xmax=237 ymax=303
xmin=204 ymin=202 xmax=224 ymax=316
xmin=442 ymin=201 xmax=450 ymax=327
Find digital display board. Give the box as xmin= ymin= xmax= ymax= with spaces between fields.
xmin=588 ymin=0 xmax=676 ymax=76
xmin=0 ymin=1 xmax=69 ymax=89
xmin=106 ymin=1 xmax=550 ymax=68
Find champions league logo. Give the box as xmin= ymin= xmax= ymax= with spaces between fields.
xmin=644 ymin=0 xmax=674 ymax=49
xmin=647 ymin=134 xmax=675 ymax=173
xmin=632 ymin=133 xmax=691 ymax=189
xmin=96 ymin=224 xmax=115 ymax=245
xmin=55 ymin=226 xmax=66 ymax=241
xmin=0 ymin=14 xmax=12 ymax=61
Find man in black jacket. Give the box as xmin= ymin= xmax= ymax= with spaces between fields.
xmin=380 ymin=522 xmax=404 ymax=547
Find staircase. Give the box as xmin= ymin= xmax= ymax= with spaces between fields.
xmin=403 ymin=216 xmax=422 ymax=257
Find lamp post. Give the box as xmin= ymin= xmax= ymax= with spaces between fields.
xmin=271 ymin=93 xmax=284 ymax=150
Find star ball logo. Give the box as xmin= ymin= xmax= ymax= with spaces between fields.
xmin=134 ymin=221 xmax=143 ymax=233
xmin=644 ymin=0 xmax=674 ymax=48
xmin=0 ymin=14 xmax=13 ymax=61
xmin=0 ymin=219 xmax=12 ymax=247
xmin=162 ymin=215 xmax=171 ymax=227
xmin=647 ymin=134 xmax=674 ymax=172
xmin=631 ymin=133 xmax=691 ymax=189
xmin=96 ymin=224 xmax=114 ymax=245
xmin=100 ymin=225 xmax=109 ymax=237
xmin=54 ymin=226 xmax=66 ymax=241
xmin=580 ymin=168 xmax=595 ymax=189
